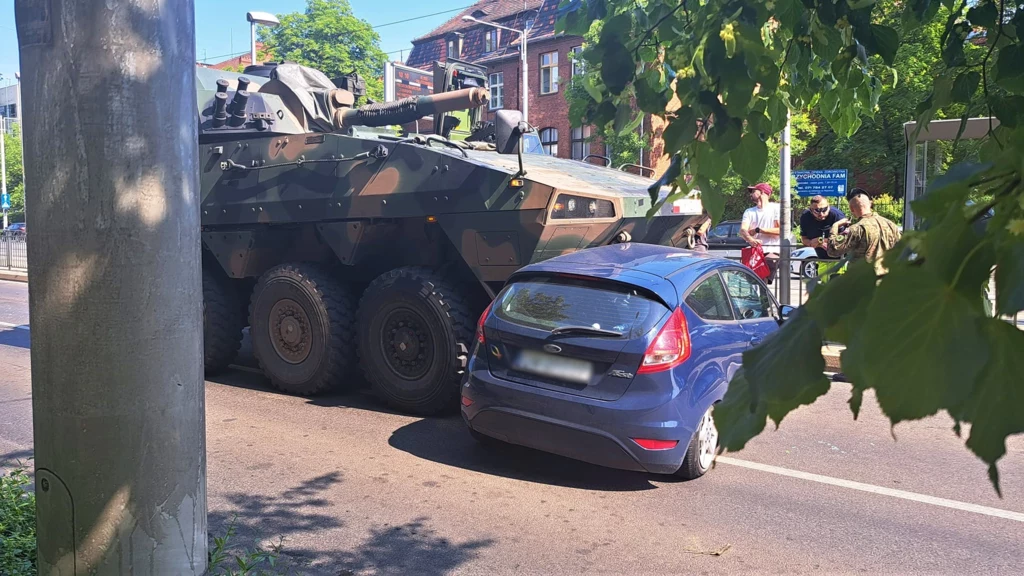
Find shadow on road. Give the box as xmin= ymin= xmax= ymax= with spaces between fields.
xmin=210 ymin=472 xmax=492 ymax=575
xmin=0 ymin=326 xmax=30 ymax=350
xmin=335 ymin=517 xmax=493 ymax=576
xmin=0 ymin=448 xmax=34 ymax=468
xmin=389 ymin=416 xmax=660 ymax=492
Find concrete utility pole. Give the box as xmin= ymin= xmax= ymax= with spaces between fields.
xmin=779 ymin=111 xmax=792 ymax=305
xmin=15 ymin=0 xmax=207 ymax=573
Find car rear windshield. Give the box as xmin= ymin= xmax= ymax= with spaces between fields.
xmin=493 ymin=276 xmax=670 ymax=338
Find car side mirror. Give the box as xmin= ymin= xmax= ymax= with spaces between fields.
xmin=778 ymin=305 xmax=796 ymax=322
xmin=495 ymin=109 xmax=532 ymax=155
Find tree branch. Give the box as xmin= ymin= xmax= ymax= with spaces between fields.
xmin=634 ymin=0 xmax=687 ymax=60
xmin=981 ymin=0 xmax=1006 ymax=143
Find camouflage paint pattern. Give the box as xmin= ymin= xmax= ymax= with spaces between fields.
xmin=196 ymin=64 xmax=704 ymax=298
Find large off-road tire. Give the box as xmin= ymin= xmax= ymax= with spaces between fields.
xmin=203 ymin=267 xmax=245 ymax=375
xmin=357 ymin=267 xmax=475 ymax=416
xmin=249 ymin=263 xmax=356 ymax=395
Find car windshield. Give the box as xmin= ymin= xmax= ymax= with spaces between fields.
xmin=493 ymin=276 xmax=669 ymax=338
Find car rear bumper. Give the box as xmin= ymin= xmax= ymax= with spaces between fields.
xmin=461 ymin=363 xmax=698 ymax=475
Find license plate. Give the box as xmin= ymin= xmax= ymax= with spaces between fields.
xmin=513 ymin=349 xmax=593 ymax=384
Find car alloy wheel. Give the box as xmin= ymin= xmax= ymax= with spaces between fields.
xmin=802 ymin=261 xmax=818 ymax=279
xmin=697 ymin=408 xmax=719 ymax=471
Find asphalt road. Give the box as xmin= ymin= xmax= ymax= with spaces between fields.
xmin=1 ymin=279 xmax=1023 ymax=575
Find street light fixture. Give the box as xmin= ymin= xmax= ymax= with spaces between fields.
xmin=246 ymin=11 xmax=280 ymax=68
xmin=462 ymin=15 xmax=530 ymax=123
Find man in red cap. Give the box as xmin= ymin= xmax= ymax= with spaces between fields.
xmin=739 ymin=182 xmax=782 ymax=282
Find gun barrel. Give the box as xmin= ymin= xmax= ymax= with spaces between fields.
xmin=338 ymin=87 xmax=489 ymax=128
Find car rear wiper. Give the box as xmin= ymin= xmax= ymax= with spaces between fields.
xmin=549 ymin=326 xmax=624 ymax=338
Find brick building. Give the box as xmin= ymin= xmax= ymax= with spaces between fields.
xmin=404 ymin=0 xmax=668 ymax=176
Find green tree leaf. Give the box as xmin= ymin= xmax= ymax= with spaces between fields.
xmin=662 ymin=108 xmax=698 ymax=150
xmin=994 ymin=240 xmax=1024 ymax=315
xmin=600 ymin=41 xmax=636 ymax=95
xmin=695 ymin=142 xmax=730 ymax=180
xmin=730 ymin=132 xmax=769 ymax=183
xmin=921 ymin=207 xmax=996 ymax=298
xmin=951 ymin=71 xmax=981 ymax=104
xmin=714 ymin=370 xmax=769 ymax=453
xmin=862 ymin=269 xmax=989 ymax=423
xmin=994 ymin=44 xmax=1024 ymax=94
xmin=708 ymin=116 xmax=743 ymax=152
xmin=966 ymin=0 xmax=998 ymax=29
xmin=961 ymin=319 xmax=1024 ymax=494
xmin=742 ymin=309 xmax=830 ymax=428
xmin=867 ymin=24 xmax=900 ymax=65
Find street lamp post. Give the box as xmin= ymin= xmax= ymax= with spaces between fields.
xmin=246 ymin=11 xmax=280 ymax=68
xmin=462 ymin=15 xmax=529 ymax=123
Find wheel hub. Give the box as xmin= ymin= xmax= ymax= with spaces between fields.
xmin=269 ymin=298 xmax=311 ymax=364
xmin=697 ymin=410 xmax=718 ymax=470
xmin=381 ymin=309 xmax=433 ymax=380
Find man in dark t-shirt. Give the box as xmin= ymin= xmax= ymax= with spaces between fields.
xmin=800 ymin=195 xmax=845 ymax=258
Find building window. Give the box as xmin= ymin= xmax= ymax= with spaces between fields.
xmin=540 ymin=127 xmax=558 ymax=156
xmin=489 ymin=72 xmax=504 ymax=110
xmin=447 ymin=39 xmax=459 ymax=59
xmin=485 ymin=29 xmax=499 ymax=53
xmin=571 ymin=46 xmax=585 ymax=77
xmin=540 ymin=51 xmax=559 ymax=94
xmin=571 ymin=125 xmax=591 ymax=160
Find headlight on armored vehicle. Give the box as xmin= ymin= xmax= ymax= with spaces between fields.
xmin=551 ymin=194 xmax=614 ymax=219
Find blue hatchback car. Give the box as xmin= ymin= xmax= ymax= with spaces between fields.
xmin=461 ymin=243 xmax=791 ymax=480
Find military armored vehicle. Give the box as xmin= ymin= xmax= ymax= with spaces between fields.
xmin=197 ymin=61 xmax=704 ymax=415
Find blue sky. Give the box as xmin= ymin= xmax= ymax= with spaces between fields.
xmin=0 ymin=0 xmax=469 ymax=83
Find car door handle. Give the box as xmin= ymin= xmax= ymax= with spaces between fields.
xmin=749 ymin=336 xmax=762 ymax=346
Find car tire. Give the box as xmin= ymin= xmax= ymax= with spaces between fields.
xmin=203 ymin=267 xmax=245 ymax=375
xmin=249 ymin=263 xmax=357 ymax=395
xmin=676 ymin=406 xmax=718 ymax=480
xmin=802 ymin=261 xmax=819 ymax=279
xmin=357 ymin=267 xmax=475 ymax=416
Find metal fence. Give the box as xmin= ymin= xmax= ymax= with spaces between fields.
xmin=724 ymin=254 xmax=1022 ymax=328
xmin=1 ymin=231 xmax=27 ymax=270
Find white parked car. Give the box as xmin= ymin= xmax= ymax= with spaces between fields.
xmin=789 ymin=247 xmax=836 ymax=279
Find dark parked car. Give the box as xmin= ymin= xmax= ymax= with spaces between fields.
xmin=705 ymin=219 xmax=747 ymax=250
xmin=6 ymin=222 xmax=25 ymax=234
xmin=461 ymin=244 xmax=791 ymax=480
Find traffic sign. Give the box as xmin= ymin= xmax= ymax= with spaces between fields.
xmin=793 ymin=169 xmax=848 ymax=197
xmin=1 ymin=193 xmax=9 ymax=210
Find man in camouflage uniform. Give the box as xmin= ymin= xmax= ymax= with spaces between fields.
xmin=826 ymin=188 xmax=902 ymax=275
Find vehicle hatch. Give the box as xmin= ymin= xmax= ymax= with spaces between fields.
xmin=484 ymin=275 xmax=671 ymax=400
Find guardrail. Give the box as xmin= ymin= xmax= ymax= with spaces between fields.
xmin=1 ymin=231 xmax=27 ymax=271
xmin=722 ymin=254 xmax=1022 ymax=328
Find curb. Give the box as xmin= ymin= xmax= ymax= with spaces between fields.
xmin=0 ymin=270 xmax=28 ymax=283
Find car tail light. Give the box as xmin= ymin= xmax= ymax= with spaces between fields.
xmin=476 ymin=302 xmax=493 ymax=344
xmin=632 ymin=438 xmax=679 ymax=450
xmin=637 ymin=307 xmax=690 ymax=374
xmin=461 ymin=395 xmax=474 ymax=407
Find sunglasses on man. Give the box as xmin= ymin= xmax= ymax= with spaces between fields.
xmin=813 ymin=207 xmax=830 ymax=214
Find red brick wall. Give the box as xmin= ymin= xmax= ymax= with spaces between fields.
xmin=478 ymin=36 xmax=609 ymax=162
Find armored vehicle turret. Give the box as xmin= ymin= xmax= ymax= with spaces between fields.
xmin=198 ymin=61 xmax=705 ymax=415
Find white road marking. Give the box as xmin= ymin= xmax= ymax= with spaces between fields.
xmin=0 ymin=321 xmax=29 ymax=331
xmin=717 ymin=456 xmax=1024 ymax=523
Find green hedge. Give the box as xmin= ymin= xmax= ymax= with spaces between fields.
xmin=0 ymin=469 xmax=36 ymax=576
